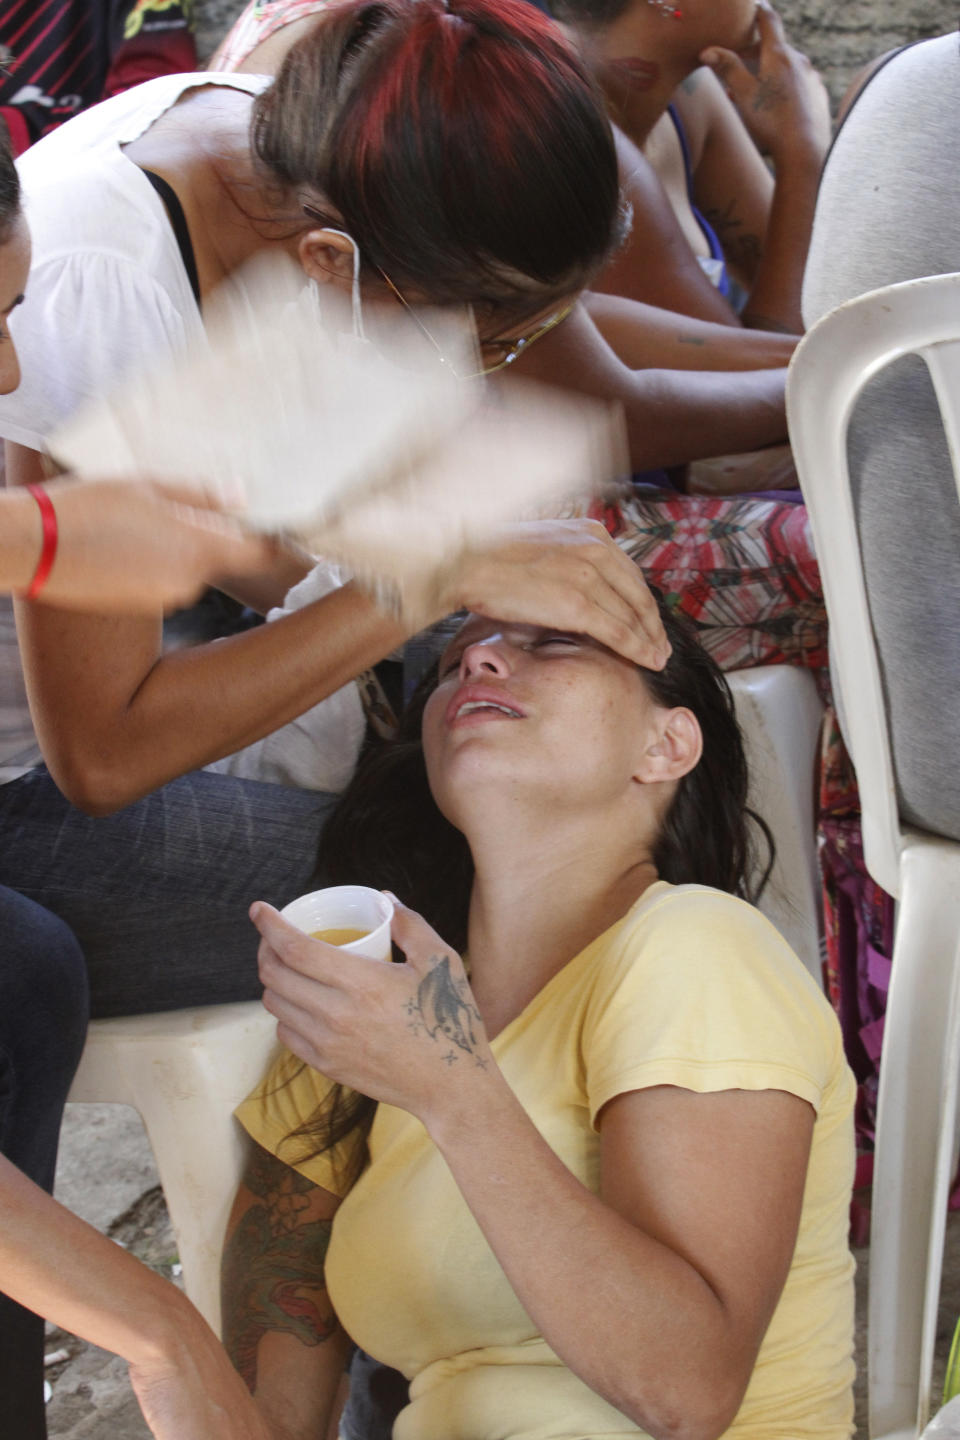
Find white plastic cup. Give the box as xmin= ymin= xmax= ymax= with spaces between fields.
xmin=280 ymin=885 xmax=394 ymax=961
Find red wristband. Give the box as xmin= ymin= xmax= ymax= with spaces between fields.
xmin=23 ymin=484 xmax=58 ymax=600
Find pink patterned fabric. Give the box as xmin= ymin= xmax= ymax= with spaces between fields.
xmin=209 ymin=0 xmax=331 ymax=72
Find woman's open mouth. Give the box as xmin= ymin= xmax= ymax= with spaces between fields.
xmin=446 ymin=685 xmax=526 ymax=727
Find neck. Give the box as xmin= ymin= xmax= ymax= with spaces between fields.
xmin=131 ymin=87 xmax=310 ymax=286
xmin=202 ymin=144 xmax=308 ymax=280
xmin=582 ymin=17 xmax=693 ymax=143
xmin=462 ymin=803 xmax=660 ymax=1038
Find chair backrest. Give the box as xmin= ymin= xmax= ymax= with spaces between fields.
xmin=786 ymin=272 xmax=960 ymax=896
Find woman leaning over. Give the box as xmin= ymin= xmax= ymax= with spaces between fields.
xmin=230 ymin=601 xmax=856 ymax=1440
xmin=212 ymin=0 xmax=827 ymax=401
xmin=211 ymin=0 xmax=827 ymax=675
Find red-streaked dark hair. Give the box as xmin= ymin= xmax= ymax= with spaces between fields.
xmin=252 ymin=0 xmax=625 ymax=319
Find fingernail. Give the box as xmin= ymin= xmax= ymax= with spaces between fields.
xmin=701 ymin=49 xmax=718 ymax=64
xmin=249 ymin=901 xmax=263 ymax=922
xmin=382 ymin=889 xmax=401 ymax=907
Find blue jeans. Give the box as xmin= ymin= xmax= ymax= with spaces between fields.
xmin=0 ymin=765 xmax=337 ymax=1016
xmin=0 ymin=765 xmax=336 ymax=1436
xmin=0 ymin=884 xmax=88 ymax=1440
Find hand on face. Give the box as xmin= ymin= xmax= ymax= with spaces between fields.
xmin=421 ymin=616 xmax=699 ymax=840
xmin=440 ymin=518 xmax=670 ymax=672
xmin=251 ymin=898 xmax=492 ymax=1128
xmin=699 ymin=1 xmax=832 ymax=164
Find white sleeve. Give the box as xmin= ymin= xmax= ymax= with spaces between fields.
xmin=205 ymin=561 xmax=367 ymax=795
xmin=0 ymin=251 xmax=198 ymax=453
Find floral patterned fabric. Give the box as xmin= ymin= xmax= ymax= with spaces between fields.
xmin=599 ymin=490 xmax=828 ymax=673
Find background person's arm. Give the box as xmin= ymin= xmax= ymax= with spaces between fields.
xmin=668 ymin=68 xmax=775 ymax=297
xmin=698 ymin=2 xmax=832 ymax=334
xmin=583 ymin=293 xmax=796 ymax=371
xmin=0 ymin=1154 xmax=273 ymax=1440
xmin=511 ymin=306 xmax=788 ymax=468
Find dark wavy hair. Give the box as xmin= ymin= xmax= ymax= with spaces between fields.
xmin=279 ymin=598 xmax=773 ymax=1182
xmin=0 ymin=120 xmax=21 ymax=245
xmin=251 ymin=0 xmax=626 ymax=323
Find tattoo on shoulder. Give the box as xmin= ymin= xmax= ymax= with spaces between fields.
xmin=404 ymin=955 xmax=487 ymax=1068
xmin=222 ymin=1143 xmax=340 ymax=1391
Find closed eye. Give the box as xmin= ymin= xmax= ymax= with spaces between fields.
xmin=530 ymin=634 xmax=581 ymax=653
xmin=438 ymin=630 xmax=583 ymax=677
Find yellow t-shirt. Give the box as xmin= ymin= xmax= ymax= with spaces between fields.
xmin=236 ymin=881 xmax=856 ymax=1440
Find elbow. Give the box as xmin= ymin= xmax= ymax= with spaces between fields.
xmin=47 ymin=748 xmax=146 ymax=817
xmin=610 ymin=1372 xmax=746 ymax=1440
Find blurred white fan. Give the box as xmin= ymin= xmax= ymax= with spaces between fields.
xmin=50 ymin=255 xmax=626 ymax=622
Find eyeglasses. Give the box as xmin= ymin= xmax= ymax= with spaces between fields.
xmin=297 ymin=202 xmax=575 ymax=376
xmin=377 ymin=268 xmax=574 ymax=380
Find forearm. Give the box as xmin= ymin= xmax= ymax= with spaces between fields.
xmin=19 ymin=581 xmax=407 ymax=814
xmin=739 ymin=148 xmax=825 ymax=335
xmin=213 ymin=541 xmax=313 ymax=617
xmin=0 ymin=1155 xmax=202 ymax=1370
xmin=424 ymin=1075 xmax=747 ymax=1438
xmin=584 ymin=294 xmax=797 ymax=371
xmin=512 ymin=312 xmax=787 ymax=468
xmin=0 ymin=488 xmax=43 ymax=592
xmin=7 ymin=439 xmax=407 ymax=811
xmin=622 ymin=365 xmax=787 ymax=468
xmin=222 ymin=1150 xmax=349 ymax=1440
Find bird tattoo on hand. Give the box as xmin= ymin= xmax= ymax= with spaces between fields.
xmin=406 ymin=956 xmax=485 ymax=1064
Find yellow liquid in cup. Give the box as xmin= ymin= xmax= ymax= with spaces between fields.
xmin=310 ymin=926 xmax=370 ymax=946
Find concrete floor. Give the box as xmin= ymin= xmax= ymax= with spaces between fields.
xmin=43 ymin=1101 xmax=960 ymax=1439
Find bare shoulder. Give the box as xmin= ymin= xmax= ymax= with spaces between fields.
xmin=671 ymin=66 xmax=733 ymax=164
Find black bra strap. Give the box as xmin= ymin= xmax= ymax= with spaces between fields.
xmin=139 ymin=167 xmax=201 ymax=308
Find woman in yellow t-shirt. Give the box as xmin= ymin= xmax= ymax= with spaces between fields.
xmin=229 ymin=600 xmax=856 ymax=1440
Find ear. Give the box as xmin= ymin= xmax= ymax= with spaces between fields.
xmin=298 ymin=227 xmax=357 ymax=294
xmin=633 ymin=707 xmax=702 ymax=785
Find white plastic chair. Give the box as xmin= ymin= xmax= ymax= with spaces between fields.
xmin=786 ymin=272 xmax=960 ymax=1439
xmin=727 ymin=665 xmax=824 ymax=984
xmin=67 ymin=1001 xmax=279 ymax=1336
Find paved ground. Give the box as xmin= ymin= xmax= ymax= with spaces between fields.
xmin=42 ymin=1101 xmax=960 ymax=1438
